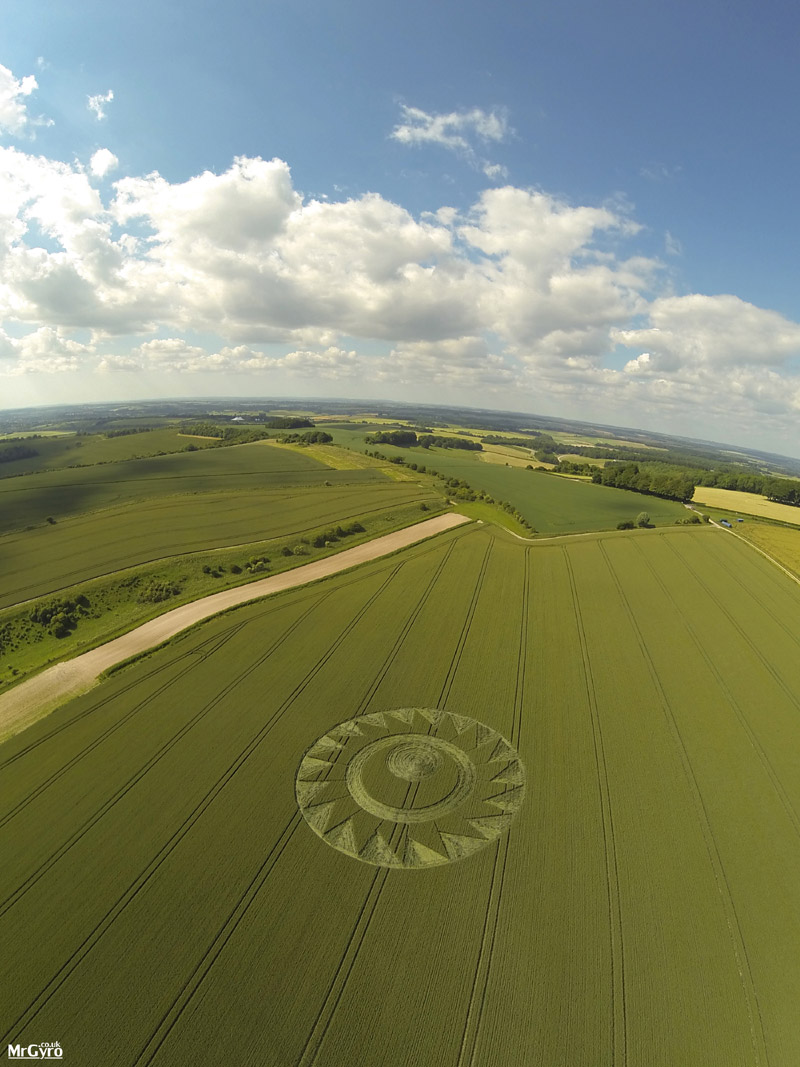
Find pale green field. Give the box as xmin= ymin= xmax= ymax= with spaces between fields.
xmin=0 ymin=442 xmax=388 ymax=534
xmin=327 ymin=427 xmax=688 ymax=533
xmin=0 ymin=482 xmax=437 ymax=609
xmin=2 ymin=524 xmax=799 ymax=1064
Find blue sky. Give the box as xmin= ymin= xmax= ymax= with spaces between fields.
xmin=1 ymin=0 xmax=800 ymax=454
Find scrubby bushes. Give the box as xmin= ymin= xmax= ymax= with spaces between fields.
xmin=136 ymin=581 xmax=181 ymax=603
xmin=29 ymin=595 xmax=92 ymax=636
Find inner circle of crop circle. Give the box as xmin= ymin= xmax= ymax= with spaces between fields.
xmin=295 ymin=708 xmax=526 ymax=869
xmin=346 ymin=733 xmax=476 ymax=823
xmin=387 ymin=741 xmax=442 ymax=781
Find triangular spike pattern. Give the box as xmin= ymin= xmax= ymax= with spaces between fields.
xmin=308 ymin=735 xmax=343 ymax=755
xmin=359 ymin=831 xmax=399 ymax=866
xmin=297 ymin=755 xmax=333 ymax=779
xmin=359 ymin=712 xmax=388 ymax=728
xmin=404 ymin=838 xmax=449 ymax=868
xmin=416 ymin=707 xmax=444 ymax=726
xmin=474 ymin=722 xmax=494 ymax=746
xmin=295 ymin=780 xmax=331 ymax=806
xmin=447 ymin=713 xmax=474 ymax=734
xmin=331 ymin=720 xmax=363 ymax=736
xmin=489 ymin=738 xmax=517 ymax=763
xmin=490 ymin=760 xmax=525 ymax=785
xmin=485 ymin=785 xmax=525 ymax=811
xmin=467 ymin=814 xmax=514 ymax=839
xmin=297 ymin=709 xmax=525 ymax=868
xmin=389 ymin=708 xmax=415 ymax=724
xmin=324 ymin=817 xmax=360 ymax=855
xmin=303 ymin=801 xmax=336 ymax=833
xmin=439 ymin=831 xmax=487 ymax=862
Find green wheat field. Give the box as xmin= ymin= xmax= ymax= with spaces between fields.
xmin=2 ymin=521 xmax=799 ymax=1065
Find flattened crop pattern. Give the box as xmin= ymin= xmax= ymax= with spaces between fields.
xmin=2 ymin=526 xmax=800 ymax=1066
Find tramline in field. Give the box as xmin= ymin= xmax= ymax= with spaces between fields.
xmin=2 ymin=522 xmax=800 ymax=1065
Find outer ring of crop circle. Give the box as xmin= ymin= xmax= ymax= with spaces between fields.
xmin=295 ymin=708 xmax=526 ymax=869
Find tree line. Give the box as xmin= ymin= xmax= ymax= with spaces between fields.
xmin=364 ymin=430 xmax=482 ymax=450
xmin=590 ymin=463 xmax=697 ymax=502
xmin=587 ymin=461 xmax=800 ymax=507
xmin=0 ymin=444 xmax=38 ymax=464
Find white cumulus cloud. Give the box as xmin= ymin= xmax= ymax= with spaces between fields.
xmin=2 ymin=141 xmax=800 ymax=443
xmin=90 ymin=148 xmax=119 ymax=178
xmin=0 ymin=326 xmax=92 ymax=375
xmin=87 ymin=90 xmax=114 ymax=121
xmin=0 ymin=64 xmax=41 ymax=135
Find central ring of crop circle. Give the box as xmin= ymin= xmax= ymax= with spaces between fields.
xmin=295 ymin=708 xmax=526 ymax=869
xmin=387 ymin=740 xmax=442 ymax=781
xmin=346 ymin=733 xmax=476 ymax=823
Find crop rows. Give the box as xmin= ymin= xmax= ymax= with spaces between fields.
xmin=1 ymin=526 xmax=800 ymax=1064
xmin=0 ymin=481 xmax=434 ymax=608
xmin=0 ymin=442 xmax=387 ymax=534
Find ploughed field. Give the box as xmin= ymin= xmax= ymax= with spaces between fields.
xmin=2 ymin=522 xmax=799 ymax=1065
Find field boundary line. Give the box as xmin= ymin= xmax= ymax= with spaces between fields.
xmin=0 ymin=553 xmax=411 ymax=767
xmin=598 ymin=541 xmax=769 ymax=1067
xmin=713 ymin=522 xmax=800 ymax=586
xmin=0 ymin=513 xmax=470 ymax=742
xmin=564 ymin=546 xmax=627 ymax=1067
xmin=1 ymin=565 xmax=405 ymax=1041
xmin=0 ymin=550 xmax=434 ymax=810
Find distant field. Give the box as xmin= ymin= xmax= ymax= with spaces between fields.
xmin=477 ymin=443 xmax=536 ymax=468
xmin=0 ymin=442 xmax=391 ymax=534
xmin=0 ymin=429 xmax=223 ymax=476
xmin=557 ymin=452 xmax=610 ymax=467
xmin=0 ymin=482 xmax=438 ymax=609
xmin=693 ymin=486 xmax=800 ymax=524
xmin=326 ymin=427 xmax=687 ymax=533
xmin=2 ymin=524 xmax=799 ymax=1063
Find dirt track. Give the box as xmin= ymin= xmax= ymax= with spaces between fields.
xmin=0 ymin=513 xmax=470 ymax=741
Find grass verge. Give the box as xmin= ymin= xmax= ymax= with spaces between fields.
xmin=0 ymin=497 xmax=447 ymax=692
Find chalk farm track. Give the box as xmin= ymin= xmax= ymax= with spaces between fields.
xmin=2 ymin=523 xmax=800 ymax=1065
xmin=0 ymin=513 xmax=469 ymax=741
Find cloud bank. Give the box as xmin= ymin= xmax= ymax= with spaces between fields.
xmin=0 ymin=64 xmax=45 ymax=136
xmin=1 ymin=82 xmax=799 ymax=447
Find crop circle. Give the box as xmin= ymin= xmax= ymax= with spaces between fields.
xmin=295 ymin=708 xmax=526 ymax=868
xmin=387 ymin=741 xmax=442 ymax=781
